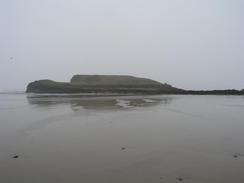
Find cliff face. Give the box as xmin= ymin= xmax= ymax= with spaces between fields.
xmin=26 ymin=75 xmax=182 ymax=94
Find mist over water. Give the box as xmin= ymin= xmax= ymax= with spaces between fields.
xmin=1 ymin=94 xmax=244 ymax=183
xmin=1 ymin=0 xmax=244 ymax=91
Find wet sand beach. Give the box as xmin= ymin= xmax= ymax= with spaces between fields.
xmin=1 ymin=94 xmax=244 ymax=183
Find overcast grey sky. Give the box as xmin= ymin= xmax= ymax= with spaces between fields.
xmin=0 ymin=0 xmax=243 ymax=91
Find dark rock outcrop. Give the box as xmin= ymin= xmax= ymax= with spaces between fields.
xmin=26 ymin=75 xmax=244 ymax=95
xmin=182 ymin=89 xmax=244 ymax=95
xmin=26 ymin=75 xmax=182 ymax=94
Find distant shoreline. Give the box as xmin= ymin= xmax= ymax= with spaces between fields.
xmin=25 ymin=90 xmax=243 ymax=96
xmin=1 ymin=91 xmax=243 ymax=96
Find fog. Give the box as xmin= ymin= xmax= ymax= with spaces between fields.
xmin=0 ymin=0 xmax=243 ymax=91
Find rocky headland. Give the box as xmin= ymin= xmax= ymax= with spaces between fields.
xmin=26 ymin=75 xmax=244 ymax=95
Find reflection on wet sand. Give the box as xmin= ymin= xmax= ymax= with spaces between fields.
xmin=22 ymin=95 xmax=171 ymax=135
xmin=26 ymin=94 xmax=172 ymax=111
